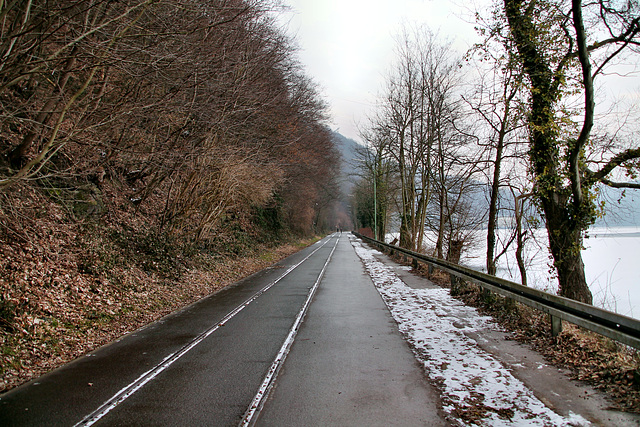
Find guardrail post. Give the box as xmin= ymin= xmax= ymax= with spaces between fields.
xmin=450 ymin=274 xmax=460 ymax=295
xmin=550 ymin=315 xmax=562 ymax=337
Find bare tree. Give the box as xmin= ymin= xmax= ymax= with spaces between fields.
xmin=363 ymin=27 xmax=466 ymax=252
xmin=355 ymin=126 xmax=397 ymax=240
xmin=464 ymin=34 xmax=529 ymax=275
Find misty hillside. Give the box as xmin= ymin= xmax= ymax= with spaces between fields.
xmin=331 ymin=131 xmax=363 ymax=196
xmin=594 ymin=185 xmax=640 ymax=227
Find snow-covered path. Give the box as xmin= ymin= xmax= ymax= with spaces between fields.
xmin=351 ymin=236 xmax=591 ymax=426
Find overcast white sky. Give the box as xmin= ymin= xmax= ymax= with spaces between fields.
xmin=281 ymin=0 xmax=479 ymax=143
xmin=280 ymin=1 xmax=640 ymax=145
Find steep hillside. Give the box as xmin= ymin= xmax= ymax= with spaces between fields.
xmin=0 ymin=175 xmax=325 ymax=392
xmin=0 ymin=0 xmax=339 ymax=392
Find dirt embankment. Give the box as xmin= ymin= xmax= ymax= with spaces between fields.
xmin=0 ymin=183 xmax=317 ymax=393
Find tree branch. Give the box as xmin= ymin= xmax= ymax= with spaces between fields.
xmin=587 ymin=146 xmax=640 ymax=182
xmin=600 ymin=178 xmax=640 ymax=189
xmin=570 ymin=0 xmax=594 ymax=209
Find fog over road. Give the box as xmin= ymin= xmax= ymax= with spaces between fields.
xmin=1 ymin=233 xmax=638 ymax=426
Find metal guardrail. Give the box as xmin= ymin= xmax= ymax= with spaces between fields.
xmin=353 ymin=232 xmax=640 ymax=350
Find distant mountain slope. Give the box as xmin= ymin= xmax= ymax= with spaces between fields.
xmin=331 ymin=131 xmax=363 ymax=196
xmin=595 ymin=185 xmax=640 ymax=227
xmin=329 ymin=130 xmax=640 ymax=228
xmin=491 ymin=184 xmax=640 ymax=228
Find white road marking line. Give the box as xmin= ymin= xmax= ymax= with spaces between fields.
xmin=74 ymin=235 xmax=334 ymax=427
xmin=239 ymin=234 xmax=340 ymax=426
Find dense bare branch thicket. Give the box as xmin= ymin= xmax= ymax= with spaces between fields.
xmin=0 ymin=0 xmax=338 ymax=239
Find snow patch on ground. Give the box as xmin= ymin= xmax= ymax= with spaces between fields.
xmin=351 ymin=237 xmax=590 ymax=427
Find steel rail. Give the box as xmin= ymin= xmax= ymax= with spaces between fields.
xmin=354 ymin=232 xmax=640 ymax=350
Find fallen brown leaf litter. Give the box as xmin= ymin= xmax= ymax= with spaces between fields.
xmin=0 ymin=185 xmax=317 ymax=393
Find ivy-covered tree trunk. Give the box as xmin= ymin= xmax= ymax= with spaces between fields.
xmin=542 ymin=196 xmax=593 ymax=304
xmin=504 ymin=0 xmax=594 ymax=304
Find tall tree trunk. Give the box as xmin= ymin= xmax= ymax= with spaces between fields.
xmin=486 ymin=144 xmax=503 ymax=275
xmin=435 ymin=186 xmax=446 ymax=259
xmin=544 ymin=199 xmax=592 ymax=304
xmin=504 ymin=0 xmax=593 ymax=304
xmin=374 ymin=165 xmax=387 ymax=241
xmin=485 ymin=82 xmax=514 ymax=276
xmin=398 ymin=132 xmax=412 ymax=249
xmin=514 ymin=192 xmax=528 ymax=287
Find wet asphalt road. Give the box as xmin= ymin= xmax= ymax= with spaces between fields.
xmin=0 ymin=233 xmax=445 ymax=426
xmin=256 ymin=233 xmax=445 ymax=426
